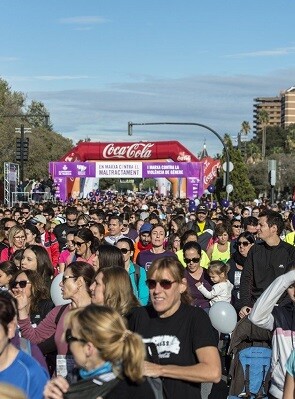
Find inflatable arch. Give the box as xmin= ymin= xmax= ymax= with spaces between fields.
xmin=51 ymin=141 xmax=219 ymax=200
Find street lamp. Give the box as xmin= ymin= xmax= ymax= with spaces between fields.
xmin=128 ymin=121 xmax=231 ymax=187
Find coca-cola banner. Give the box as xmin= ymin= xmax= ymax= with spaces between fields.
xmin=202 ymin=157 xmax=221 ymax=188
xmin=61 ymin=141 xmax=198 ymax=163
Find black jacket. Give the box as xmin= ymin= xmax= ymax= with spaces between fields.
xmin=240 ymin=240 xmax=295 ymax=308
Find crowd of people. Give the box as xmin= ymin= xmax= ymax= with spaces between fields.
xmin=0 ymin=193 xmax=295 ymax=398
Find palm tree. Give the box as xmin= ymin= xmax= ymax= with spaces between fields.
xmin=257 ymin=109 xmax=269 ymax=160
xmin=239 ymin=121 xmax=251 ymax=156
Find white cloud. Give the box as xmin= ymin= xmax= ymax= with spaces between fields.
xmin=225 ymin=46 xmax=295 ymax=58
xmin=0 ymin=56 xmax=19 ymax=62
xmin=34 ymin=75 xmax=90 ymax=81
xmin=59 ymin=16 xmax=109 ymax=25
xmin=25 ymin=68 xmax=295 ymax=156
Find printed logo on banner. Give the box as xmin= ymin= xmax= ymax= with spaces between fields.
xmin=58 ymin=165 xmax=72 ymax=176
xmin=102 ymin=143 xmax=154 ymax=159
xmin=76 ymin=164 xmax=87 ymax=175
xmin=177 ymin=152 xmax=191 ymax=162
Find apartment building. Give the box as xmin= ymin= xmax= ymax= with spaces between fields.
xmin=253 ymin=86 xmax=295 ymax=135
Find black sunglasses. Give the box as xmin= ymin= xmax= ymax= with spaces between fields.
xmin=65 ymin=329 xmax=86 ymax=345
xmin=62 ymin=275 xmax=76 ymax=284
xmin=77 ymin=224 xmax=88 ymax=228
xmin=184 ymin=257 xmax=201 ymax=264
xmin=146 ymin=279 xmax=176 ymax=290
xmin=74 ymin=241 xmax=85 ymax=247
xmin=232 ymin=224 xmax=241 ymax=228
xmin=12 ymin=280 xmax=31 ymax=289
xmin=237 ymin=241 xmax=250 ymax=247
xmin=120 ymin=248 xmax=130 ymax=254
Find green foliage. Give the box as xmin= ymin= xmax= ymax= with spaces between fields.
xmin=220 ymin=135 xmax=256 ymax=202
xmin=99 ymin=179 xmax=119 ymax=191
xmin=141 ymin=178 xmax=157 ymax=191
xmin=0 ymin=77 xmax=73 ymax=180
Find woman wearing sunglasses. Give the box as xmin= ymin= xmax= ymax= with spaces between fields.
xmin=116 ymin=237 xmax=149 ymax=305
xmin=16 ymin=262 xmax=94 ymax=359
xmin=66 ymin=228 xmax=99 ymax=268
xmin=129 ymin=257 xmax=221 ymax=399
xmin=228 ymin=232 xmax=255 ymax=312
xmin=44 ymin=304 xmax=156 ymax=399
xmin=182 ymin=241 xmax=213 ymax=312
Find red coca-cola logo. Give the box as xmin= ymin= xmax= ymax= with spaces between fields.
xmin=177 ymin=152 xmax=191 ymax=162
xmin=102 ymin=143 xmax=154 ymax=159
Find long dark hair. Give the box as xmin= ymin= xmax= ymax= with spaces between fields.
xmin=9 ymin=269 xmax=51 ymax=313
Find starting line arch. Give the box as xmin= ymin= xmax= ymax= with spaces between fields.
xmin=49 ymin=141 xmax=220 ymax=201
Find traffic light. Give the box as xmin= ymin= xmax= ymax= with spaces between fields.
xmin=15 ymin=137 xmax=29 ymax=162
xmin=16 ymin=138 xmax=22 ymax=161
xmin=22 ymin=137 xmax=29 ymax=161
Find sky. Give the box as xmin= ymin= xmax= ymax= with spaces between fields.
xmin=1 ymin=0 xmax=295 ymax=158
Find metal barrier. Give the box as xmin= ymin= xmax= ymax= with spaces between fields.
xmin=11 ymin=191 xmax=55 ymax=206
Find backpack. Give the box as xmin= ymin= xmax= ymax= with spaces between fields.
xmin=228 ymin=347 xmax=272 ymax=399
xmin=228 ymin=317 xmax=272 ymax=399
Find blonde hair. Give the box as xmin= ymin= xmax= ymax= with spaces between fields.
xmin=100 ymin=266 xmax=140 ymax=316
xmin=66 ymin=304 xmax=145 ymax=382
xmin=8 ymin=225 xmax=26 ymax=247
xmin=208 ymin=260 xmax=230 ymax=277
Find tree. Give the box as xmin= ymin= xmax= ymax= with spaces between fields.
xmin=239 ymin=121 xmax=251 ymax=159
xmin=26 ymin=101 xmax=53 ymax=130
xmin=257 ymin=109 xmax=269 ymax=160
xmin=219 ymin=134 xmax=256 ymax=202
xmin=0 ymin=77 xmax=73 ymax=180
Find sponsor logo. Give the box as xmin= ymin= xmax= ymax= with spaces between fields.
xmin=177 ymin=152 xmax=191 ymax=162
xmin=143 ymin=335 xmax=180 ymax=359
xmin=102 ymin=143 xmax=154 ymax=159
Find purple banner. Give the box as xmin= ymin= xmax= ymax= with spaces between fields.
xmin=50 ymin=162 xmax=96 ymax=178
xmin=142 ymin=162 xmax=203 ymax=178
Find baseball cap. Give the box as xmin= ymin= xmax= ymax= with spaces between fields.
xmin=196 ymin=204 xmax=208 ymax=214
xmin=31 ymin=215 xmax=47 ymax=225
xmin=139 ymin=223 xmax=152 ymax=234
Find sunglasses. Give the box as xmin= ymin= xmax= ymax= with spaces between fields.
xmin=237 ymin=241 xmax=250 ymax=247
xmin=122 ymin=223 xmax=129 ymax=227
xmin=12 ymin=280 xmax=31 ymax=289
xmin=120 ymin=248 xmax=130 ymax=254
xmin=146 ymin=279 xmax=176 ymax=289
xmin=62 ymin=275 xmax=76 ymax=284
xmin=67 ymin=218 xmax=77 ymax=222
xmin=184 ymin=257 xmax=201 ymax=264
xmin=74 ymin=241 xmax=85 ymax=247
xmin=65 ymin=329 xmax=86 ymax=345
xmin=77 ymin=224 xmax=88 ymax=228
xmin=227 ymin=212 xmax=233 ymax=215
xmin=232 ymin=224 xmax=241 ymax=228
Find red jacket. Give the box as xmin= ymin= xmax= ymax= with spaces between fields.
xmin=44 ymin=231 xmax=60 ymax=269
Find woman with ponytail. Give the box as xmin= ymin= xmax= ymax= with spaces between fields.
xmin=43 ymin=304 xmax=155 ymax=398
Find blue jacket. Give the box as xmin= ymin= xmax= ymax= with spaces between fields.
xmin=128 ymin=261 xmax=149 ymax=305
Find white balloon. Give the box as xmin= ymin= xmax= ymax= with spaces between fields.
xmin=209 ymin=301 xmax=237 ymax=334
xmin=50 ymin=273 xmax=71 ymax=306
xmin=226 ymin=184 xmax=234 ymax=194
xmin=194 ymin=198 xmax=200 ymax=206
